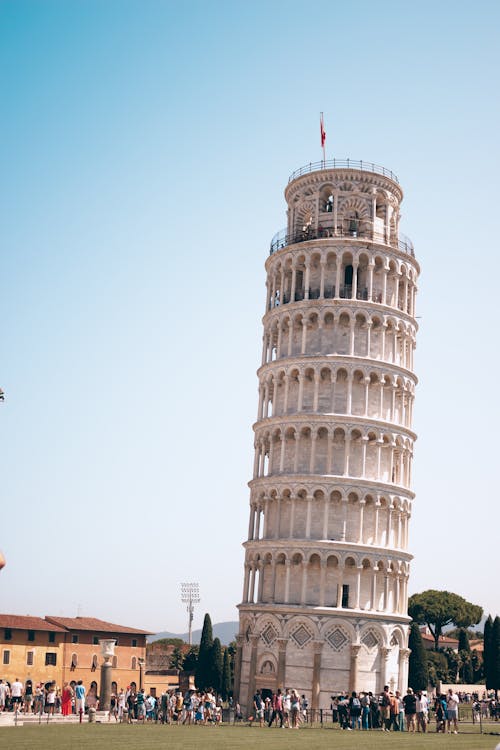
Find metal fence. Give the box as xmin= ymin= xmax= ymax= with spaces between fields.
xmin=288 ymin=159 xmax=399 ymax=184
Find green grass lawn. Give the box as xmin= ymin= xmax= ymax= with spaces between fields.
xmin=1 ymin=724 xmax=500 ymax=750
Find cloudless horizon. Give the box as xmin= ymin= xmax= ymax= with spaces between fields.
xmin=1 ymin=0 xmax=499 ymax=635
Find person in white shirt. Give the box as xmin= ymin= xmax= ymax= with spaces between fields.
xmin=446 ymin=689 xmax=460 ymax=734
xmin=416 ymin=691 xmax=428 ymax=732
xmin=0 ymin=680 xmax=9 ymax=710
xmin=11 ymin=679 xmax=23 ymax=709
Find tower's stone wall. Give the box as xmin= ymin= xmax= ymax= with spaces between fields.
xmin=235 ymin=162 xmax=419 ymax=712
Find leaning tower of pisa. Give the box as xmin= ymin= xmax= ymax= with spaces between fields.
xmin=234 ymin=159 xmax=419 ymax=712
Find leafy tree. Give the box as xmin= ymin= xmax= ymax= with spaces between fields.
xmin=484 ymin=615 xmax=493 ymax=689
xmin=471 ymin=650 xmax=483 ymax=683
xmin=427 ymin=650 xmax=449 ymax=687
xmin=408 ymin=590 xmax=483 ymax=650
xmin=408 ymin=623 xmax=428 ymax=690
xmin=168 ymin=646 xmax=185 ymax=670
xmin=183 ymin=645 xmax=199 ymax=672
xmin=195 ymin=613 xmax=214 ymax=690
xmin=458 ymin=628 xmax=473 ymax=683
xmin=152 ymin=637 xmax=185 ymax=648
xmin=221 ymin=648 xmax=231 ymax=700
xmin=210 ymin=637 xmax=223 ymax=694
xmin=447 ymin=627 xmax=482 ymax=641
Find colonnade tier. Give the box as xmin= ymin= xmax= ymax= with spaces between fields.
xmin=241 ymin=547 xmax=410 ymax=615
xmin=252 ymin=418 xmax=413 ymax=489
xmin=262 ymin=306 xmax=416 ymax=369
xmin=265 ymin=244 xmax=418 ymax=317
xmin=246 ymin=485 xmax=412 ymax=548
xmin=257 ymin=361 xmax=416 ymax=429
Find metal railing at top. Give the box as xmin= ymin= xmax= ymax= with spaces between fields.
xmin=288 ymin=159 xmax=399 ymax=184
xmin=270 ymin=226 xmax=415 ymax=258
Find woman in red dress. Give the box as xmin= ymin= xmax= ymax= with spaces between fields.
xmin=61 ymin=682 xmax=73 ymax=716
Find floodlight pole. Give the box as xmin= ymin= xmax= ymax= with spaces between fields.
xmin=181 ymin=582 xmax=200 ymax=645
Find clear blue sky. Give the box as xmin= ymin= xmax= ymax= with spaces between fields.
xmin=1 ymin=0 xmax=499 ymax=634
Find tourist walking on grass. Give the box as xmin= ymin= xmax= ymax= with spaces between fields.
xmin=446 ymin=688 xmax=460 ymax=734
xmin=349 ymin=691 xmax=361 ymax=729
xmin=290 ymin=689 xmax=300 ymax=728
xmin=268 ymin=689 xmax=283 ymax=727
xmin=416 ymin=690 xmax=428 ymax=732
xmin=253 ymin=689 xmax=264 ymax=727
xmin=403 ymin=687 xmax=417 ymax=732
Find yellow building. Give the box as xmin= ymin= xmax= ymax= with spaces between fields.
xmin=0 ymin=614 xmax=152 ymax=694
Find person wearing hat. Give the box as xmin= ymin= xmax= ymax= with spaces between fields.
xmin=402 ymin=687 xmax=417 ymax=732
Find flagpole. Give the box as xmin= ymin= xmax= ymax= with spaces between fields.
xmin=320 ymin=112 xmax=326 ymax=166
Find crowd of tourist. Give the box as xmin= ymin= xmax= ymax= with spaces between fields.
xmin=1 ymin=676 xmax=499 ymax=732
xmin=255 ymin=686 xmax=500 ymax=733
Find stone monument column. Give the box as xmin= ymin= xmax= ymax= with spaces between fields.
xmin=98 ymin=639 xmax=116 ymax=714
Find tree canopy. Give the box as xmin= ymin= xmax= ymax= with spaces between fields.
xmin=408 ymin=590 xmax=483 ymax=650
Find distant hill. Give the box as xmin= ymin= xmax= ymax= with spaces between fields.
xmin=148 ymin=620 xmax=239 ymax=646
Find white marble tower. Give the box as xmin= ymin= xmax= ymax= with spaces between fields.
xmin=235 ymin=159 xmax=419 ymax=711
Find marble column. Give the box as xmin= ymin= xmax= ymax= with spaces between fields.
xmin=311 ymin=641 xmax=324 ymax=712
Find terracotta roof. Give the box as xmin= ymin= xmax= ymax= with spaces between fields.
xmin=0 ymin=614 xmax=66 ymax=632
xmin=470 ymin=639 xmax=484 ymax=652
xmin=45 ymin=616 xmax=153 ymax=635
xmin=421 ymin=632 xmax=459 ymax=646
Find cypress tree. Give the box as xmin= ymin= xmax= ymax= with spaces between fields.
xmin=221 ymin=648 xmax=231 ymax=700
xmin=491 ymin=616 xmax=500 ymax=696
xmin=458 ymin=628 xmax=473 ymax=684
xmin=210 ymin=637 xmax=223 ymax=695
xmin=408 ymin=622 xmax=428 ymax=691
xmin=484 ymin=615 xmax=493 ymax=689
xmin=195 ymin=613 xmax=214 ymax=690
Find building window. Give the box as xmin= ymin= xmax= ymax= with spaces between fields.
xmin=3 ymin=650 xmax=10 ymax=665
xmin=70 ymin=653 xmax=78 ymax=671
xmin=92 ymin=636 xmax=99 ymax=645
xmin=112 ymin=656 xmax=117 ymax=668
xmin=28 ymin=630 xmax=35 ymax=642
xmin=131 ymin=656 xmax=137 ymax=670
xmin=131 ymin=639 xmax=137 ymax=648
xmin=48 ymin=632 xmax=56 ymax=643
xmin=114 ymin=638 xmax=119 ymax=646
xmin=71 ymin=635 xmax=79 ymax=644
xmin=4 ymin=629 xmax=12 ymax=641
xmin=91 ymin=654 xmax=98 ymax=672
xmin=27 ymin=651 xmax=34 ymax=666
xmin=45 ymin=653 xmax=57 ymax=666
xmin=342 ymin=584 xmax=350 ymax=608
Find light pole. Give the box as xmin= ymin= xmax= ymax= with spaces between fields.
xmin=181 ymin=582 xmax=200 ymax=645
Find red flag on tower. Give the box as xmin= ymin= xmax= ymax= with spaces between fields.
xmin=320 ymin=113 xmax=326 ymax=149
